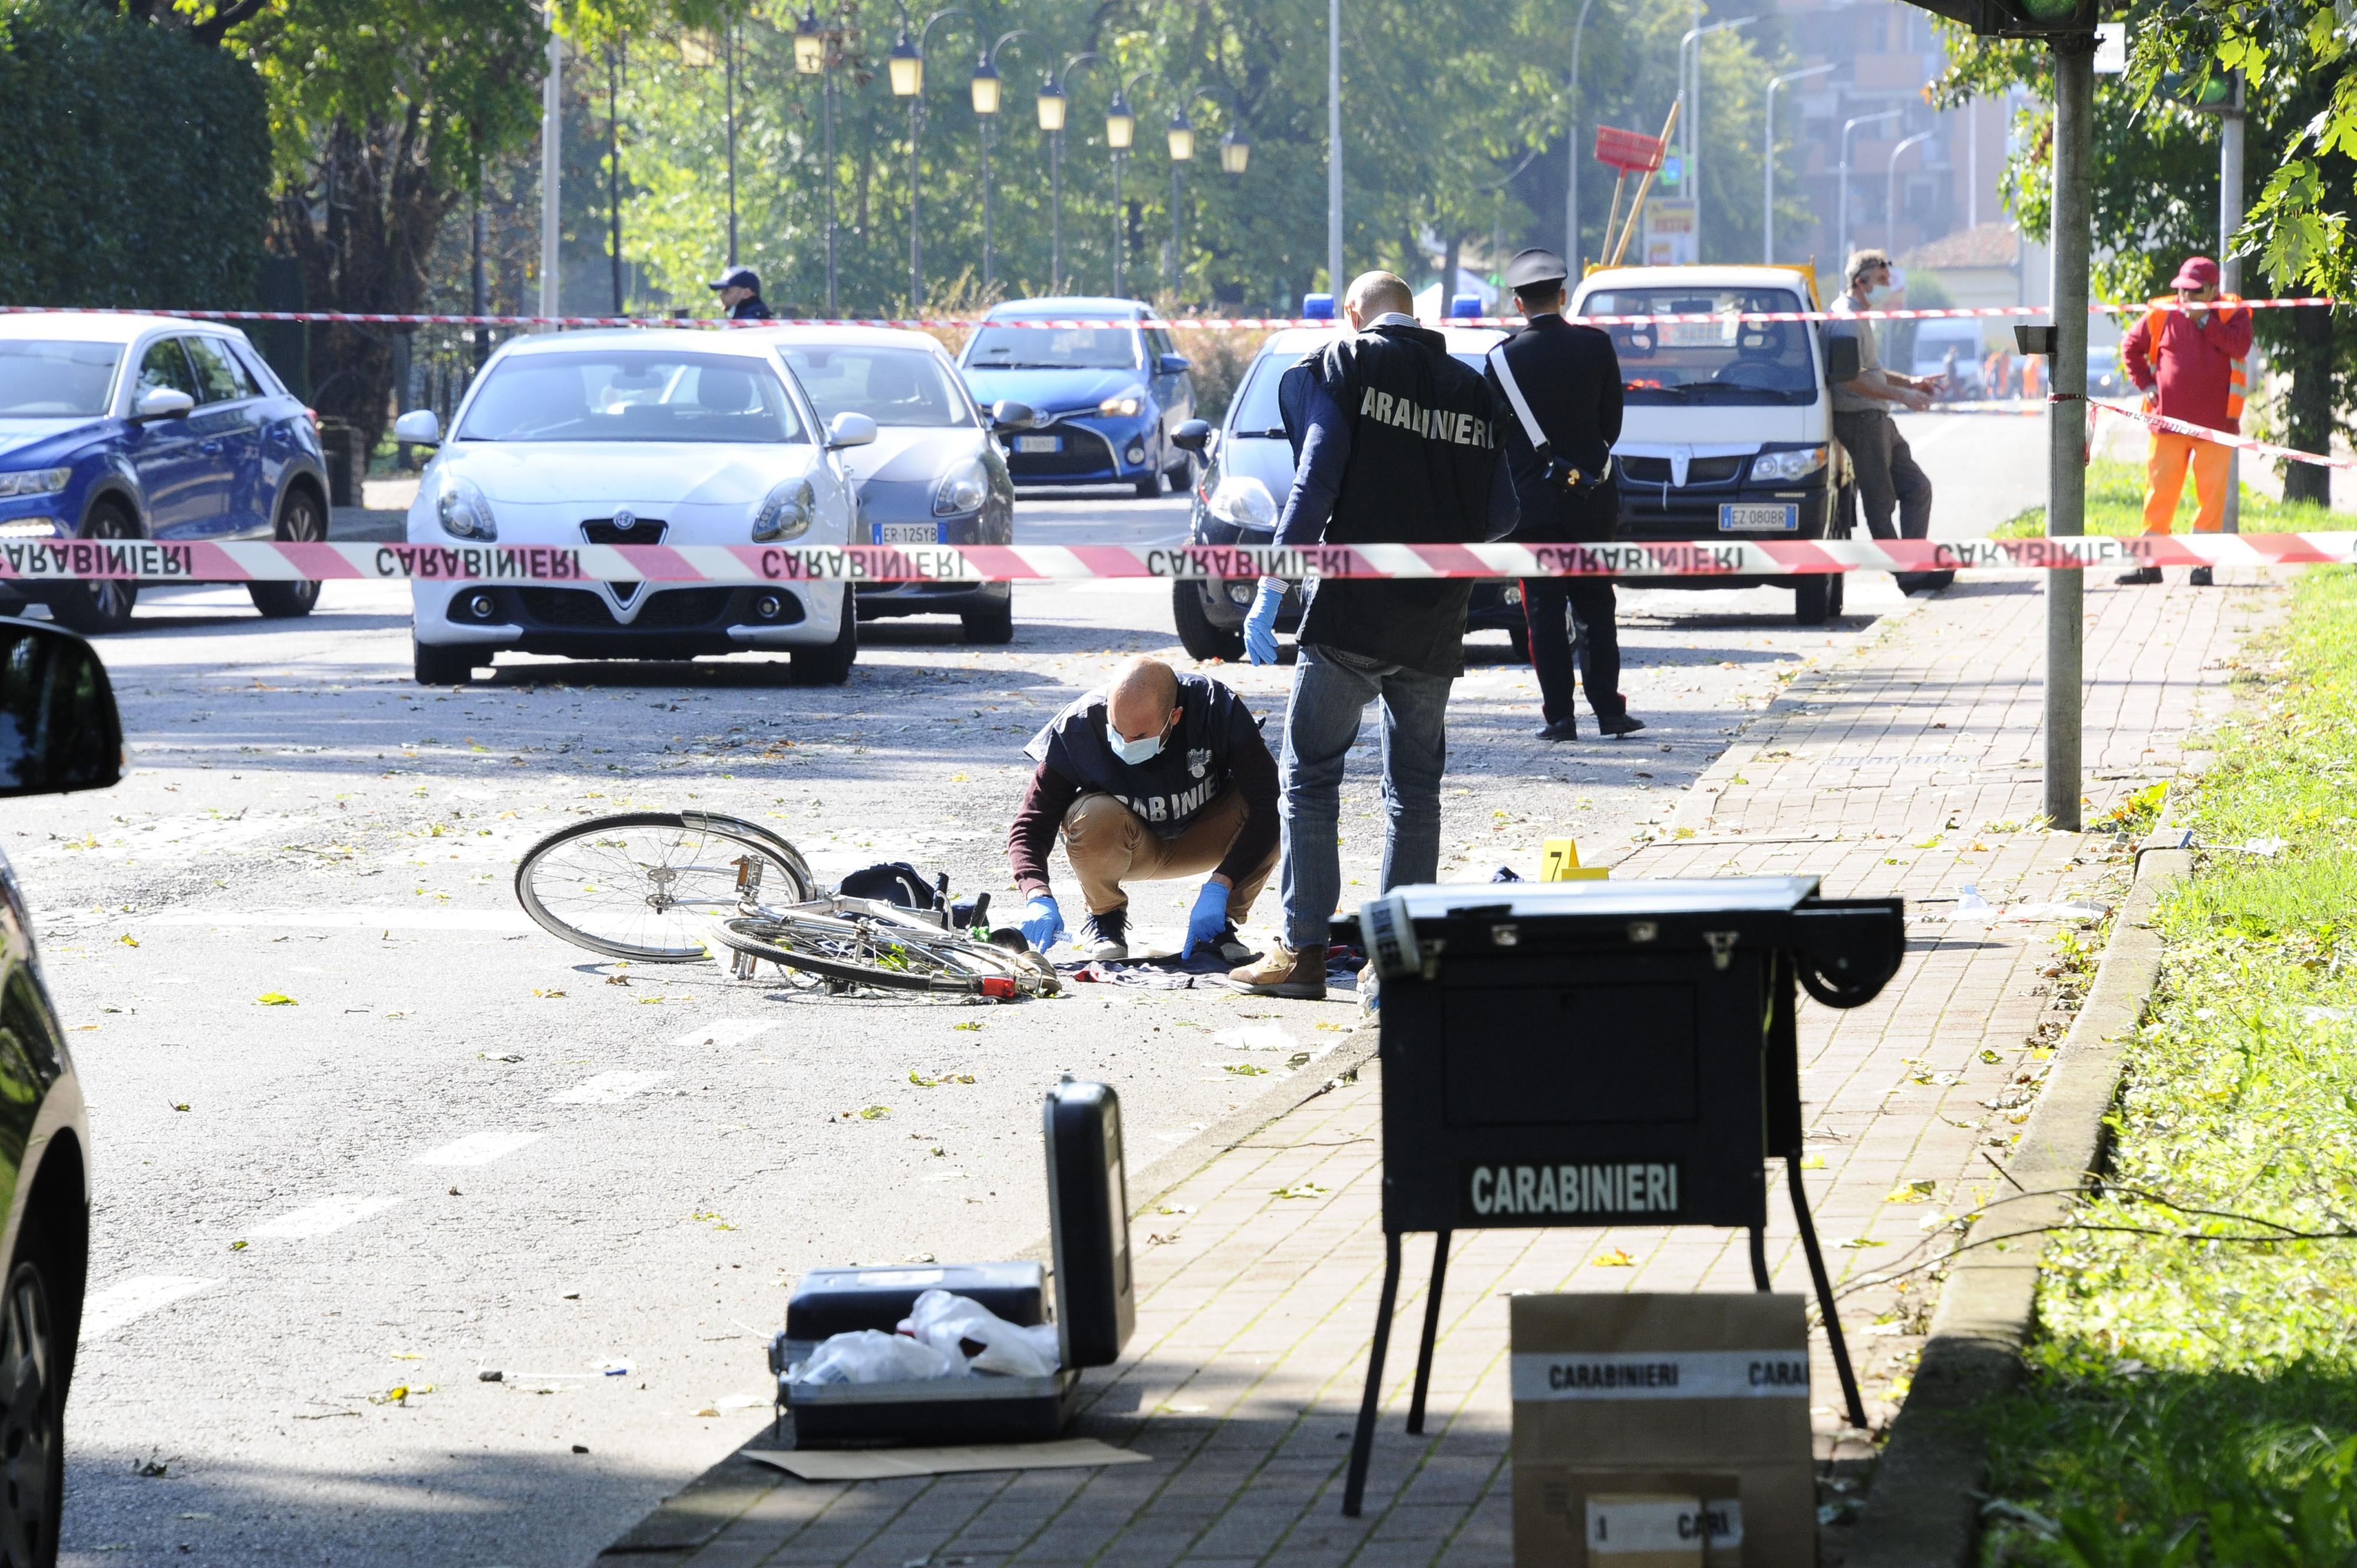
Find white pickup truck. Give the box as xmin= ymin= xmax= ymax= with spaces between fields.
xmin=1566 ymin=263 xmax=1859 ymax=624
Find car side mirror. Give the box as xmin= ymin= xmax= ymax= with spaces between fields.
xmin=132 ymin=387 xmax=194 ymax=424
xmin=826 ymin=411 xmax=879 ymax=450
xmin=1171 ymin=418 xmax=1213 ymax=455
xmin=0 ymin=620 xmax=123 ymax=798
xmin=1157 ymin=353 xmax=1191 ymax=375
xmin=988 ymin=400 xmax=1037 ymax=434
xmin=392 ymin=409 xmax=442 ymax=446
xmin=1824 ymin=336 xmax=1861 ymax=384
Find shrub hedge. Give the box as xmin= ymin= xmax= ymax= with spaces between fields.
xmin=0 ymin=5 xmax=269 ymax=309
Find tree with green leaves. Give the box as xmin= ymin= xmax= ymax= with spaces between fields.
xmin=1933 ymin=1 xmax=2354 ymax=501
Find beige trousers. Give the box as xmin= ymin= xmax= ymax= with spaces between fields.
xmin=1060 ymin=790 xmax=1276 ymax=919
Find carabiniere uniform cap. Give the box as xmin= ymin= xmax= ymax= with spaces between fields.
xmin=1502 ymin=247 xmax=1569 ymax=293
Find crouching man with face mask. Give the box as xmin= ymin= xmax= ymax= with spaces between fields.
xmin=1007 ymin=657 xmax=1279 ymax=963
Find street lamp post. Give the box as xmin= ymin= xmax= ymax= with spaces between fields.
xmin=1327 ymin=0 xmax=1342 ymax=293
xmin=971 ymin=29 xmax=1038 ymax=293
xmin=888 ymin=6 xmax=972 ymax=309
xmin=1678 ymin=14 xmax=1755 ymax=258
xmin=725 ymin=22 xmax=739 ymax=266
xmin=1885 ymin=129 xmax=1933 ymax=253
xmin=794 ymin=7 xmax=839 ymax=312
xmin=1564 ymin=0 xmax=1600 ymax=273
xmin=1836 ymin=109 xmax=1901 ymax=262
xmin=1042 ymin=53 xmax=1107 ymax=293
xmin=1105 ymin=71 xmax=1158 ymax=298
xmin=1166 ymin=90 xmax=1244 ymax=302
xmin=1763 ymin=62 xmax=1834 ymax=265
xmin=608 ymin=44 xmax=625 ymax=313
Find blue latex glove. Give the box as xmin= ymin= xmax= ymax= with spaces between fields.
xmin=1019 ymin=893 xmax=1064 ymax=952
xmin=1244 ymin=578 xmax=1285 ymax=665
xmin=1182 ymin=880 xmax=1232 ymax=958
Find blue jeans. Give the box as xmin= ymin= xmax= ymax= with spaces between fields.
xmin=1277 ymin=642 xmax=1453 ymax=949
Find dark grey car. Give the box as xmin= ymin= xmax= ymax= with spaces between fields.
xmin=771 ymin=330 xmax=1026 ymax=645
xmin=0 ymin=617 xmax=121 ymax=1563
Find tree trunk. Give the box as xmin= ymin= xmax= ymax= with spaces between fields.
xmin=273 ymin=112 xmax=457 ymax=461
xmin=1441 ymin=230 xmax=1461 ymax=314
xmin=2283 ymin=301 xmax=2333 ymax=507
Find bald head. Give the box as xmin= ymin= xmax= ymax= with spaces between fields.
xmin=1343 ymin=270 xmax=1414 ymax=329
xmin=1106 ymin=657 xmax=1181 ymax=745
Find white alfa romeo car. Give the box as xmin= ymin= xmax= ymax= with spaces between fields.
xmin=394 ymin=328 xmax=875 ymax=687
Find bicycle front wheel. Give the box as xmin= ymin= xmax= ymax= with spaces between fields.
xmin=516 ymin=811 xmax=816 ymax=960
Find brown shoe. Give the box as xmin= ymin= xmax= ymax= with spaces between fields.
xmin=1227 ymin=941 xmax=1327 ymax=1000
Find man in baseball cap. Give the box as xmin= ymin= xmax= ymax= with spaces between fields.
xmin=2116 ymin=254 xmax=2250 ymax=585
xmin=707 ymin=266 xmax=773 ymax=321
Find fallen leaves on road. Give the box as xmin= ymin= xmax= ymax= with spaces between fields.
xmin=533 ymin=989 xmax=567 ymax=999
xmin=857 ymin=1105 xmax=890 ymax=1120
xmin=1885 ymin=1180 xmax=1939 ymax=1204
xmin=255 ymin=992 xmax=298 ymax=1006
xmin=1593 ymin=1249 xmax=1637 ymax=1267
xmin=1270 ymin=1182 xmax=1328 ymax=1200
xmin=170 ymin=1102 xmax=189 ymax=1113
xmin=1797 ymin=1153 xmax=1827 ymax=1170
xmin=118 ymin=935 xmax=138 ymax=947
xmin=1838 ymin=1236 xmax=1889 ymax=1249
xmin=691 ymin=1210 xmax=737 ymax=1231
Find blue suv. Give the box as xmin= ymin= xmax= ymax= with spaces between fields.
xmin=0 ymin=315 xmax=331 ymax=633
xmin=956 ymin=298 xmax=1195 ymax=497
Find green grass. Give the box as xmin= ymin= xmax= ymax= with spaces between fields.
xmin=1989 ymin=458 xmax=2353 ymax=538
xmin=1978 ymin=567 xmax=2357 ymax=1565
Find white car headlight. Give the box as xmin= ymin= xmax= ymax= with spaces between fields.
xmin=437 ymin=473 xmax=497 ymax=540
xmin=1098 ymin=385 xmax=1147 ymax=418
xmin=752 ymin=477 xmax=817 ymax=542
xmin=932 ymin=457 xmax=990 ymax=517
xmin=1207 ymin=475 xmax=1277 ymax=530
xmin=0 ymin=468 xmax=71 ymax=499
xmin=1749 ymin=446 xmax=1827 ymax=483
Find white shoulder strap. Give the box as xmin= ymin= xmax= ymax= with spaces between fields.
xmin=1485 ymin=341 xmax=1551 ymax=454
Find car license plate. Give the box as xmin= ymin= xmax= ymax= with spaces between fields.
xmin=877 ymin=523 xmax=940 ymax=546
xmin=1719 ymin=503 xmax=1800 ymax=532
xmin=1014 ymin=435 xmax=1061 ymax=454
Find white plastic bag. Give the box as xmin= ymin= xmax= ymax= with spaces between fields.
xmin=785 ymin=1328 xmax=966 ymax=1386
xmin=897 ymin=1289 xmax=1062 ymax=1378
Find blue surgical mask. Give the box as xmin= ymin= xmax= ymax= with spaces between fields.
xmin=1108 ymin=723 xmax=1167 ymax=765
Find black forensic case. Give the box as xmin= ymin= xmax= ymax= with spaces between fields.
xmin=780 ymin=1075 xmax=1135 ymax=1448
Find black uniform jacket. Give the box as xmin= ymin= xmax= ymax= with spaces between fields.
xmin=1486 ymin=312 xmax=1623 ymax=545
xmin=1276 ymin=322 xmax=1510 ymax=677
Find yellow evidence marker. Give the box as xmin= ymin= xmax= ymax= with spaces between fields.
xmin=1540 ymin=838 xmax=1610 ymax=882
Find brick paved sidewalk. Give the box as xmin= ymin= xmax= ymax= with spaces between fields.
xmin=603 ymin=573 xmax=2267 ymax=1568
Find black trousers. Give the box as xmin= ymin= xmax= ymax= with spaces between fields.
xmin=1521 ymin=575 xmax=1623 ymax=727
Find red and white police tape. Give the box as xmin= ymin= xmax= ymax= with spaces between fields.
xmin=2088 ymin=399 xmax=2357 ymax=471
xmin=0 ymin=298 xmax=2338 ymax=331
xmin=6 ymin=534 xmax=2352 ymax=586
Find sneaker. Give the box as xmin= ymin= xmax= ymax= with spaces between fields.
xmin=2115 ymin=565 xmax=2163 ymax=585
xmin=1077 ymin=907 xmax=1129 ymax=962
xmin=1211 ymin=923 xmax=1257 ymax=965
xmin=1227 ymin=941 xmax=1327 ymax=1000
xmin=1597 ymin=713 xmax=1647 ymax=738
xmin=2189 ymin=566 xmax=2214 ymax=587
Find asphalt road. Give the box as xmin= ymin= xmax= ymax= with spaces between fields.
xmin=25 ymin=417 xmax=2021 ymax=1567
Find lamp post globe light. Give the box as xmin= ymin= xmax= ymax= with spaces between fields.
xmin=894 ymin=5 xmax=973 ymax=309
xmin=1047 ymin=52 xmax=1107 ymax=293
xmin=1219 ymin=128 xmax=1249 ymax=177
xmin=1105 ymin=83 xmax=1141 ymax=296
xmin=972 ymin=29 xmax=1036 ymax=293
xmin=1166 ymin=107 xmax=1192 ymax=298
xmin=795 ymin=6 xmax=838 ymax=312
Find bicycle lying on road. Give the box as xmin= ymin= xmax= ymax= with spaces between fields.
xmin=513 ymin=810 xmax=1059 ymax=999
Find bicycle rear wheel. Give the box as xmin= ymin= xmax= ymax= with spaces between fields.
xmin=714 ymin=904 xmax=1057 ymax=998
xmin=516 ymin=811 xmax=816 ymax=960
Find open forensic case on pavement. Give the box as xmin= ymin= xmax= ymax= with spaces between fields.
xmin=771 ymin=1075 xmax=1134 ymax=1448
xmin=1345 ymin=876 xmax=1906 ymax=1517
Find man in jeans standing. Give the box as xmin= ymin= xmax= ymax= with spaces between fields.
xmin=1226 ymin=271 xmax=1518 ymax=999
xmin=1825 ymin=249 xmax=1947 ymax=594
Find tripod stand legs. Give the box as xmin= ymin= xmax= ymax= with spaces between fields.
xmin=1405 ymin=1230 xmax=1451 ymax=1435
xmin=1342 ymin=1230 xmax=1403 ymax=1518
xmin=1747 ymin=1223 xmax=1771 ymax=1291
xmin=1787 ymin=1150 xmax=1869 ymax=1429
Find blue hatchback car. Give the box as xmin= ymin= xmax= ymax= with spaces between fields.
xmin=955 ymin=298 xmax=1195 ymax=498
xmin=0 ymin=315 xmax=331 ymax=633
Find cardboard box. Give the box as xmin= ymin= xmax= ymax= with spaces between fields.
xmin=1515 ymin=1463 xmax=1813 ymax=1566
xmin=1511 ymin=1295 xmax=1816 ymax=1566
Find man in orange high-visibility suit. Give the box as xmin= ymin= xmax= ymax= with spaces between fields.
xmin=2117 ymin=255 xmax=2252 ymax=586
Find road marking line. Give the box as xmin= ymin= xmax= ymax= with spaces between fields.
xmin=249 ymin=1194 xmax=404 ymax=1239
xmin=550 ymin=1070 xmax=673 ymax=1105
xmin=671 ymin=1020 xmax=776 ymax=1049
xmin=81 ymin=1275 xmax=218 ymax=1341
xmin=415 ymin=1130 xmax=544 ymax=1167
